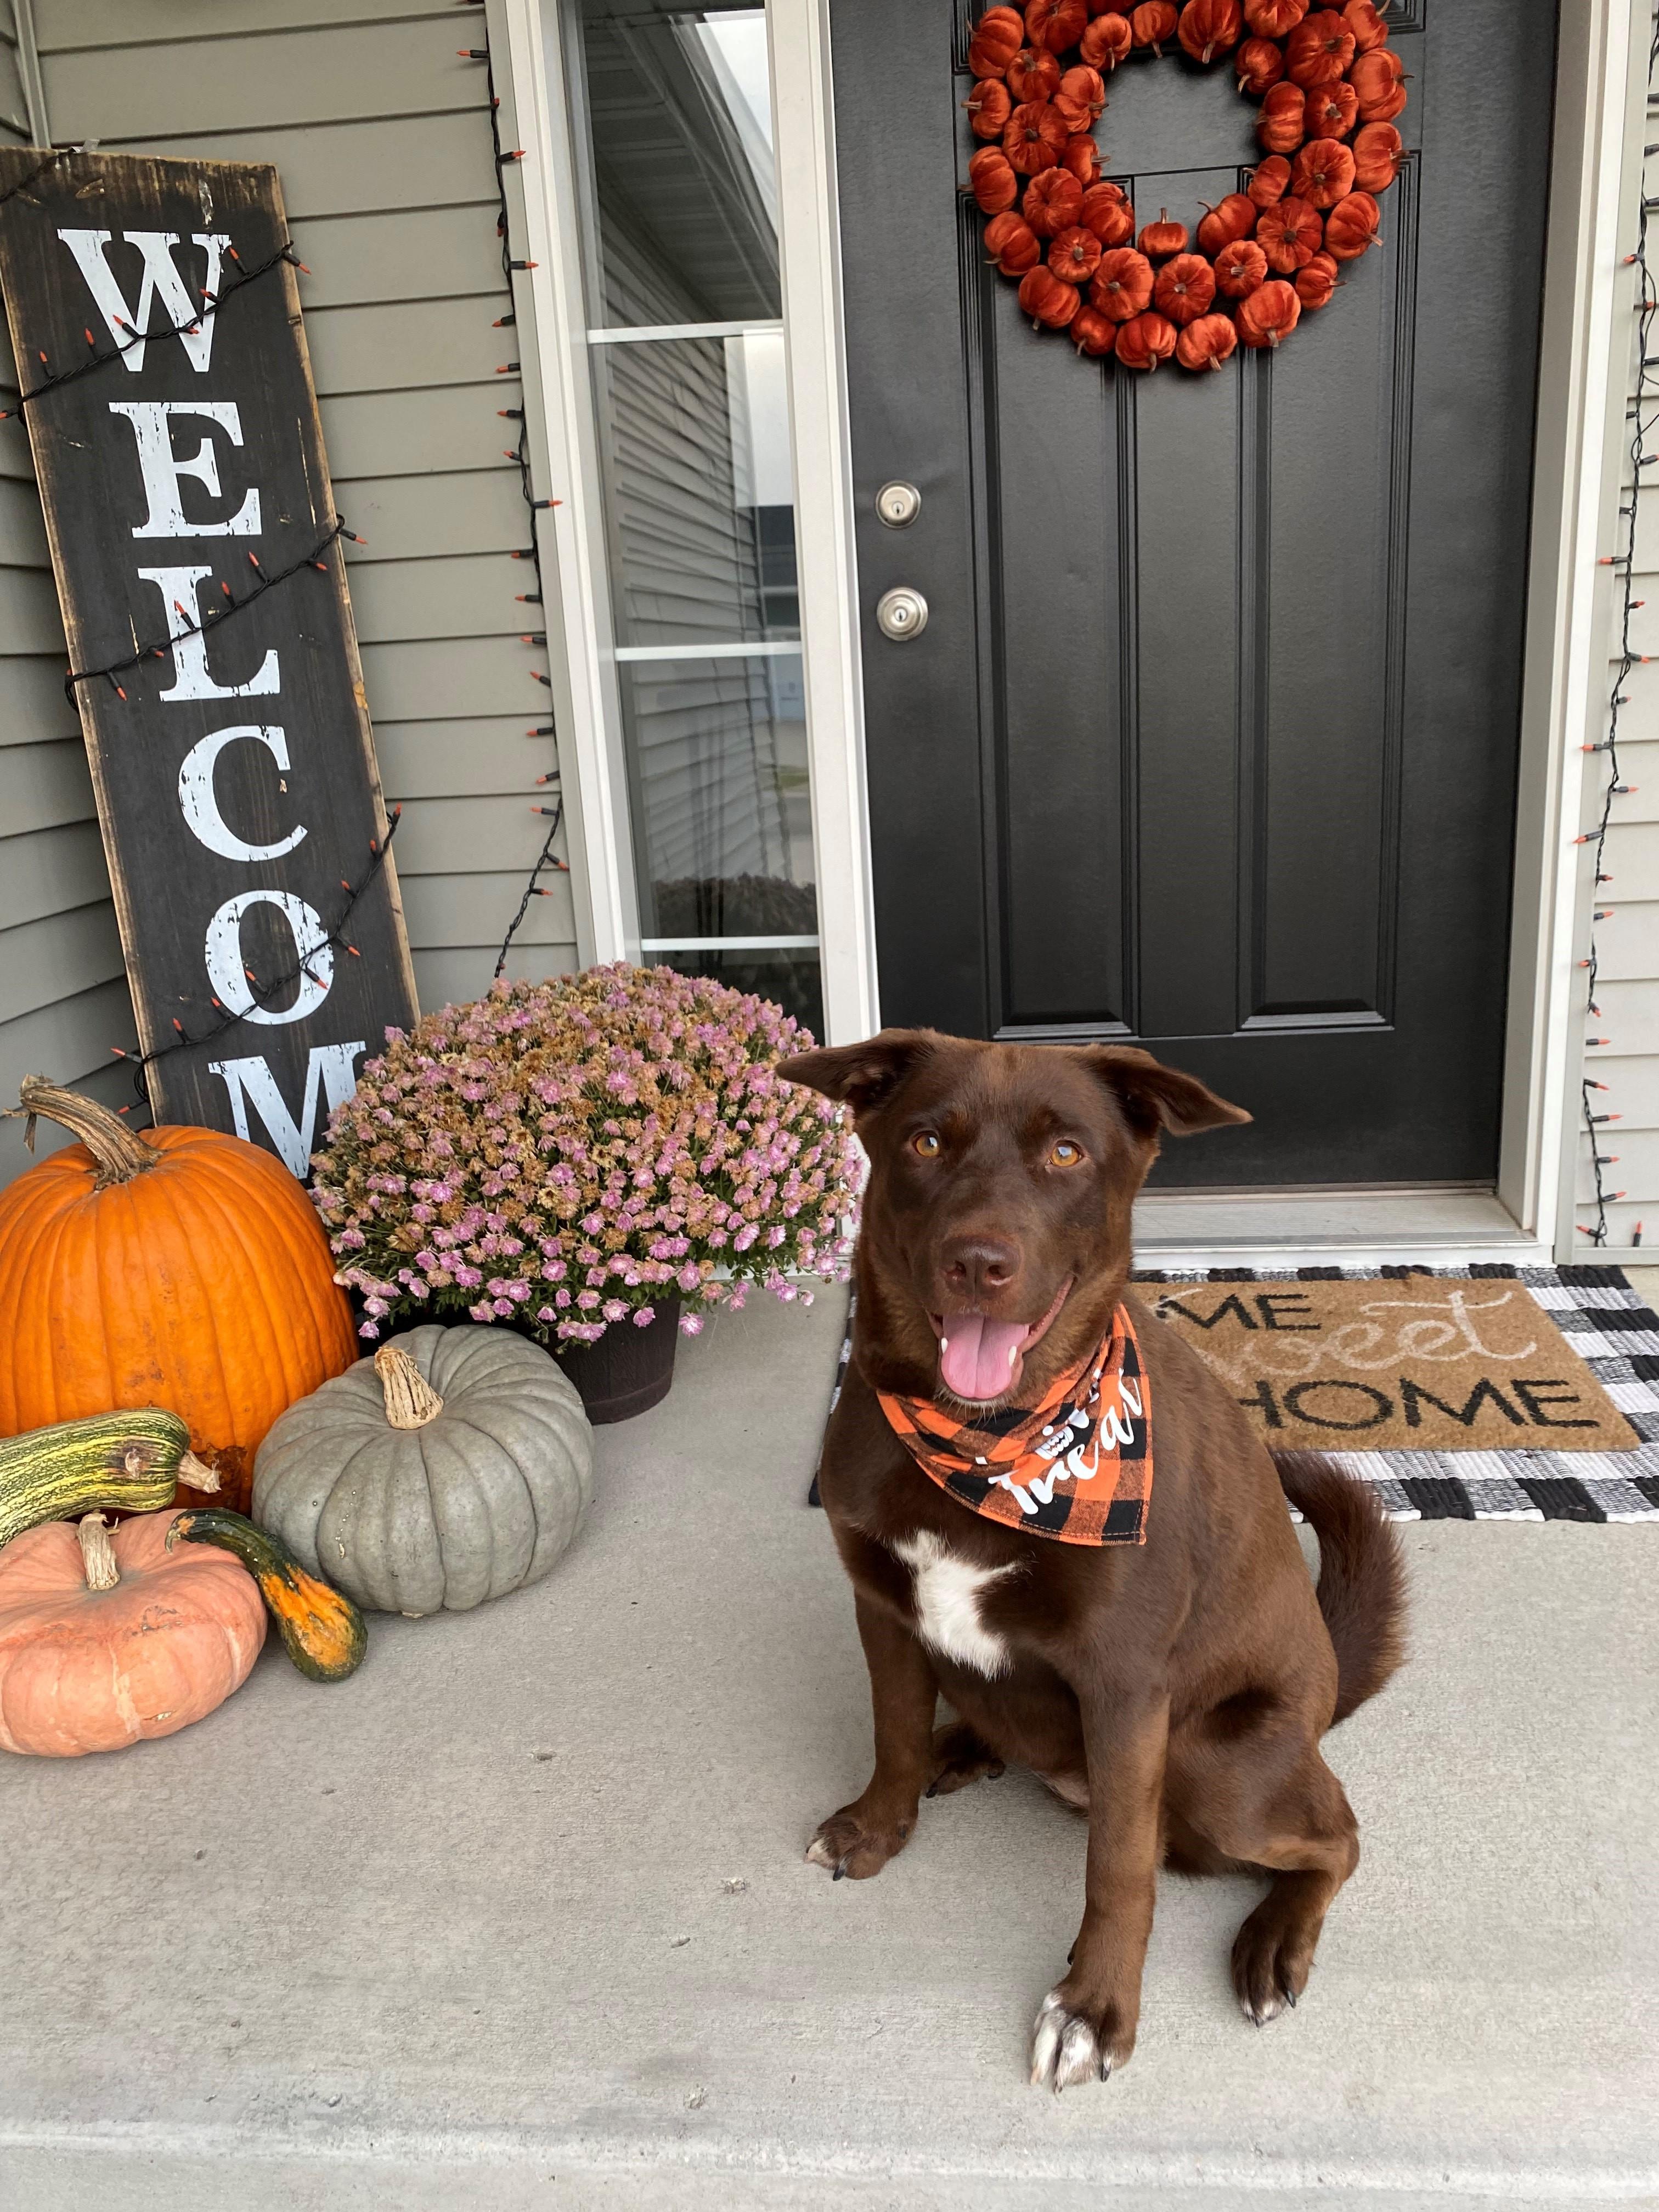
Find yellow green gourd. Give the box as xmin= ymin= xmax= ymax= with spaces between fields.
xmin=166 ymin=1509 xmax=366 ymax=1683
xmin=0 ymin=1408 xmax=217 ymax=1549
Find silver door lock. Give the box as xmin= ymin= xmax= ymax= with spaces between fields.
xmin=875 ymin=585 xmax=928 ymax=640
xmin=876 ymin=480 xmax=921 ymax=528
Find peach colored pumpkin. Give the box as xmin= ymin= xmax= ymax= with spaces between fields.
xmin=1197 ymin=192 xmax=1257 ymax=255
xmin=1026 ymin=0 xmax=1089 ymax=50
xmin=1089 ymin=246 xmax=1155 ymax=320
xmin=970 ymin=146 xmax=1020 ymax=213
xmin=1303 ymin=81 xmax=1357 ymax=139
xmin=1137 ymin=207 xmax=1189 ymax=258
xmin=1351 ymin=120 xmax=1405 ymax=192
xmin=1130 ymin=0 xmax=1178 ymax=50
xmin=1291 ymin=137 xmax=1356 ymax=209
xmin=1004 ymin=99 xmax=1069 ymax=174
xmin=1007 ymin=46 xmax=1062 ymax=104
xmin=1070 ymin=303 xmax=1119 ymax=356
xmin=1080 ymin=180 xmax=1136 ymax=245
xmin=1060 ymin=134 xmax=1103 ymax=184
xmin=1024 ymin=166 xmax=1084 ymax=237
xmin=1214 ymin=237 xmax=1269 ymax=298
xmin=1050 ymin=224 xmax=1104 ymax=284
xmin=1247 ymin=154 xmax=1293 ymax=207
xmin=1236 ymin=275 xmax=1302 ymax=346
xmin=1350 ymin=47 xmax=1407 ymax=122
xmin=1176 ymin=0 xmax=1241 ymax=63
xmin=1054 ymin=64 xmax=1107 ymax=131
xmin=1294 ymin=249 xmax=1340 ymax=307
xmin=963 ymin=78 xmax=1014 ymax=138
xmin=1257 ymin=81 xmax=1306 ymax=154
xmin=1018 ymin=264 xmax=1081 ymax=326
xmin=1154 ymin=252 xmax=1217 ymax=325
xmin=1243 ymin=0 xmax=1307 ymax=30
xmin=984 ymin=211 xmax=1043 ymax=275
xmin=0 ymin=1510 xmax=265 ymax=1757
xmin=1284 ymin=8 xmax=1353 ymax=85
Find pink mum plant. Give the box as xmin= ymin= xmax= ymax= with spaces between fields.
xmin=311 ymin=963 xmax=859 ymax=1344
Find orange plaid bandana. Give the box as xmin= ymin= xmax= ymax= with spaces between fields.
xmin=876 ymin=1304 xmax=1153 ymax=1545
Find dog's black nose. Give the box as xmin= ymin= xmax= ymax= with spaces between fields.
xmin=941 ymin=1237 xmax=1020 ymax=1297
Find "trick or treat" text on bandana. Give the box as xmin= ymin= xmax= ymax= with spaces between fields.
xmin=877 ymin=1304 xmax=1153 ymax=1545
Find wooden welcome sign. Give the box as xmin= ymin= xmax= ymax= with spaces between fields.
xmin=0 ymin=147 xmax=417 ymax=1175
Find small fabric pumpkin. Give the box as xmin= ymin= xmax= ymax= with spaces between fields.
xmin=1051 ymin=224 xmax=1104 ymax=283
xmin=1027 ymin=0 xmax=1089 ymax=51
xmin=1137 ymin=207 xmax=1189 ymax=258
xmin=1324 ymin=188 xmax=1380 ymax=258
xmin=1154 ymin=252 xmax=1217 ymax=325
xmin=1019 ymin=264 xmax=1082 ymax=325
xmin=1284 ymin=7 xmax=1353 ymax=84
xmin=1177 ymin=0 xmax=1240 ymax=63
xmin=1214 ymin=238 xmax=1268 ymax=297
xmin=1024 ymin=166 xmax=1084 ymax=236
xmin=963 ymin=78 xmax=1014 ymax=138
xmin=1196 ymin=192 xmax=1257 ymax=255
xmin=1089 ymin=245 xmax=1154 ymax=319
xmin=1243 ymin=0 xmax=1307 ymax=30
xmin=1007 ymin=46 xmax=1062 ymax=103
xmin=252 ymin=1325 xmax=595 ymax=1617
xmin=985 ymin=211 xmax=1043 ymax=274
xmin=1004 ymin=99 xmax=1068 ymax=173
xmin=1130 ymin=0 xmax=1178 ymax=51
xmin=1342 ymin=0 xmax=1389 ymax=53
xmin=1257 ymin=80 xmax=1306 ymax=154
xmin=970 ymin=5 xmax=1026 ymax=76
xmin=1081 ymin=11 xmax=1133 ymax=67
xmin=1059 ymin=134 xmax=1103 ymax=184
xmin=1114 ymin=309 xmax=1177 ymax=370
xmin=1235 ymin=36 xmax=1284 ymax=94
xmin=1302 ymin=81 xmax=1357 ymax=138
xmin=1247 ymin=154 xmax=1293 ymax=207
xmin=1291 ymin=138 xmax=1356 ymax=208
xmin=1294 ymin=249 xmax=1339 ymax=307
xmin=1070 ymin=303 xmax=1119 ymax=356
xmin=1351 ymin=120 xmax=1404 ymax=191
xmin=1054 ymin=64 xmax=1107 ymax=130
xmin=1349 ymin=47 xmax=1407 ymax=122
xmin=969 ymin=146 xmax=1020 ymax=213
xmin=0 ymin=1509 xmax=264 ymax=1757
xmin=1175 ymin=312 xmax=1239 ymax=370
xmin=1235 ymin=275 xmax=1301 ymax=346
xmin=1256 ymin=193 xmax=1322 ymax=272
xmin=1080 ymin=180 xmax=1136 ymax=245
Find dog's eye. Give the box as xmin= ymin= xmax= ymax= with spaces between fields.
xmin=1048 ymin=1140 xmax=1084 ymax=1167
xmin=912 ymin=1131 xmax=940 ymax=1158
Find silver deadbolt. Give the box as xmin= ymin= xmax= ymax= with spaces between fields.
xmin=875 ymin=585 xmax=928 ymax=641
xmin=876 ymin=479 xmax=922 ymax=528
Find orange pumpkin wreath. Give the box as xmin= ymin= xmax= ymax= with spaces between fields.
xmin=963 ymin=0 xmax=1407 ymax=371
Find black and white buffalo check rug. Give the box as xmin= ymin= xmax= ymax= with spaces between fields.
xmin=811 ymin=1266 xmax=1659 ymax=1523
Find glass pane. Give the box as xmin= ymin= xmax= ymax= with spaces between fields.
xmin=595 ymin=330 xmax=795 ymax=650
xmin=651 ymin=947 xmax=822 ymax=1042
xmin=578 ymin=1 xmax=779 ymax=326
xmin=622 ymin=650 xmax=815 ymax=934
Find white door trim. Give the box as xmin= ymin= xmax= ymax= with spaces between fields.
xmin=1500 ymin=0 xmax=1644 ymax=1263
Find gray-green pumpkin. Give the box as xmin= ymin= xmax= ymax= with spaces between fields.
xmin=251 ymin=1324 xmax=593 ymax=1615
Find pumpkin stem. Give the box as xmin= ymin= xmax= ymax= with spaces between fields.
xmin=77 ymin=1511 xmax=120 ymax=1591
xmin=6 ymin=1076 xmax=158 ymax=1188
xmin=374 ymin=1343 xmax=445 ymax=1430
xmin=177 ymin=1450 xmax=222 ymax=1492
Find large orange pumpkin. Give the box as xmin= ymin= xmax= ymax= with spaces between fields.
xmin=0 ymin=1509 xmax=266 ymax=1756
xmin=0 ymin=1080 xmax=356 ymax=1512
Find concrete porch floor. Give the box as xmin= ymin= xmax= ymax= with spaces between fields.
xmin=3 ymin=1285 xmax=1657 ymax=2212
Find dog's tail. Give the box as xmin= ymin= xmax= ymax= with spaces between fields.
xmin=1272 ymin=1453 xmax=1407 ymax=1726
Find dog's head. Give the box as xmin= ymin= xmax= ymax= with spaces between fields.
xmin=780 ymin=1031 xmax=1247 ymax=1408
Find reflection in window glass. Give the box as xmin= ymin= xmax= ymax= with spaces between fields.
xmin=578 ymin=1 xmax=779 ymax=326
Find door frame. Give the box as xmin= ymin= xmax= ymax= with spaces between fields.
xmin=495 ymin=0 xmax=1641 ymax=1265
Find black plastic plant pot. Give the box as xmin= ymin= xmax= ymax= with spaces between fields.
xmin=554 ymin=1294 xmax=682 ymax=1424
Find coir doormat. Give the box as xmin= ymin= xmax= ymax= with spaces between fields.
xmin=812 ymin=1268 xmax=1659 ymax=1523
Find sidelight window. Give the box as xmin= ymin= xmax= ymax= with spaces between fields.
xmin=568 ymin=0 xmax=821 ymax=1035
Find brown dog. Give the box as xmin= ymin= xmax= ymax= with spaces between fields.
xmin=780 ymin=1030 xmax=1406 ymax=2092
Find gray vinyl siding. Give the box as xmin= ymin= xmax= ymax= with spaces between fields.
xmin=1568 ymin=132 xmax=1659 ymax=1251
xmin=0 ymin=0 xmax=572 ymax=1186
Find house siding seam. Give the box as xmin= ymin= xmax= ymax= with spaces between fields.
xmin=0 ymin=0 xmax=575 ymax=1189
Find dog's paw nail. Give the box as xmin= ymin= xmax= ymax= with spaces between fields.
xmin=832 ymin=1859 xmax=848 ymax=1880
xmin=924 ymin=1781 xmax=939 ymax=1798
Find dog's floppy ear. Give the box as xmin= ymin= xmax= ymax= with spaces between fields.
xmin=776 ymin=1028 xmax=936 ymax=1119
xmin=1079 ymin=1046 xmax=1251 ymax=1138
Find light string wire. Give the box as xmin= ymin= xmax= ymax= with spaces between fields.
xmin=459 ymin=16 xmax=571 ymax=981
xmin=1579 ymin=6 xmax=1659 ymax=1248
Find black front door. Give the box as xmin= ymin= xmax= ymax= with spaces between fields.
xmin=832 ymin=1 xmax=1556 ymax=1185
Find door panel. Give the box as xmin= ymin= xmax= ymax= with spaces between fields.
xmin=832 ymin=0 xmax=1556 ymax=1184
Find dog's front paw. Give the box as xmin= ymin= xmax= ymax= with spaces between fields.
xmin=1028 ymin=1985 xmax=1136 ymax=2094
xmin=804 ymin=1800 xmax=915 ymax=1881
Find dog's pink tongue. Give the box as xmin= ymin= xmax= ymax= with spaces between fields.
xmin=939 ymin=1312 xmax=1027 ymax=1401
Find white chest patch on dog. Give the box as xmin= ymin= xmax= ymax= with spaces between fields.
xmin=890 ymin=1531 xmax=1016 ymax=1678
